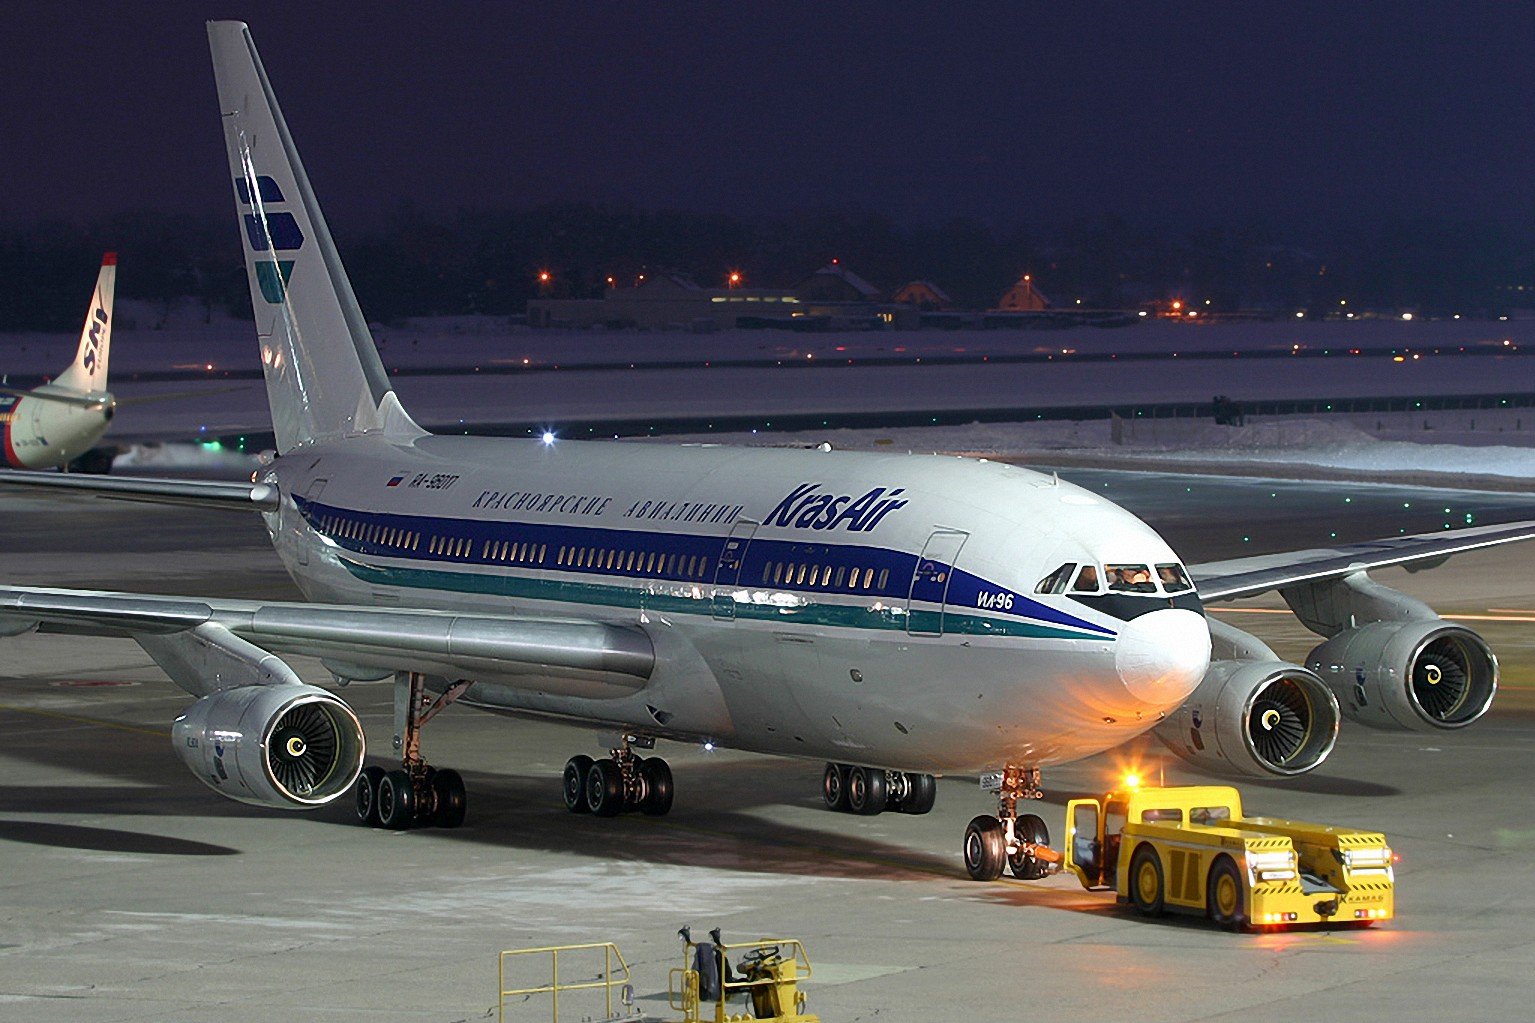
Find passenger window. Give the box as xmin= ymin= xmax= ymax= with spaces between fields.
xmin=773 ymin=563 xmax=784 ymax=585
xmin=1071 ymin=565 xmax=1100 ymax=592
xmin=862 ymin=567 xmax=874 ymax=590
xmin=1035 ymin=563 xmax=1075 ymax=594
xmin=762 ymin=562 xmax=774 ymax=584
xmin=538 ymin=544 xmax=547 ymax=563
xmin=808 ymin=566 xmax=820 ymax=586
xmin=698 ymin=557 xmax=709 ymax=577
xmin=1157 ymin=563 xmax=1193 ymax=593
xmin=876 ymin=568 xmax=889 ymax=589
xmin=1106 ymin=564 xmax=1156 ymax=593
xmin=795 ymin=564 xmax=807 ymax=585
xmin=834 ymin=566 xmax=846 ymax=588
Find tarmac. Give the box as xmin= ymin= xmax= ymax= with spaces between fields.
xmin=2 ymin=472 xmax=1534 ymax=1022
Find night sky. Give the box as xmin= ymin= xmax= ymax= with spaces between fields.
xmin=3 ymin=3 xmax=1534 ymax=232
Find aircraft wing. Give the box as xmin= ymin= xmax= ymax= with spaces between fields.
xmin=0 ymin=585 xmax=653 ymax=696
xmin=0 ymin=468 xmax=277 ymax=512
xmin=1189 ymin=519 xmax=1535 ymax=602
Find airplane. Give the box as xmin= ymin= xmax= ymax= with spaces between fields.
xmin=3 ymin=20 xmax=1534 ymax=882
xmin=1 ymin=253 xmax=117 ymax=472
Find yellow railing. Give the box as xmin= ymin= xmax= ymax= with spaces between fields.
xmin=498 ymin=941 xmax=633 ymax=1023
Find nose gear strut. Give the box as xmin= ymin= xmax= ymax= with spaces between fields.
xmin=963 ymin=764 xmax=1061 ymax=881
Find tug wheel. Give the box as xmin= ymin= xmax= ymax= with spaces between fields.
xmin=1207 ymin=856 xmax=1246 ymax=930
xmin=963 ymin=815 xmax=1007 ymax=881
xmin=1129 ymin=845 xmax=1166 ymax=916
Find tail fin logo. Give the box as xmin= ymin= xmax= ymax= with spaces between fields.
xmin=236 ymin=175 xmax=304 ymax=304
xmin=81 ymin=307 xmax=108 ymax=374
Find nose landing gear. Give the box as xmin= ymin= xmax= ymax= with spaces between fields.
xmin=820 ymin=763 xmax=937 ymax=816
xmin=353 ymin=671 xmax=470 ymax=830
xmin=963 ymin=765 xmax=1058 ymax=881
xmin=563 ymin=736 xmax=674 ymax=816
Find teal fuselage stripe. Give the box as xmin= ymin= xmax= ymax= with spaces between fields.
xmin=339 ymin=559 xmax=1112 ymax=642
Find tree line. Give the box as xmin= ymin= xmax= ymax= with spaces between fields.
xmin=1 ymin=204 xmax=1530 ymax=332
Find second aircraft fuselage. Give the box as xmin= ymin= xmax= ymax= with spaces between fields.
xmin=0 ymin=388 xmax=113 ymax=469
xmin=261 ymin=434 xmax=1213 ymax=774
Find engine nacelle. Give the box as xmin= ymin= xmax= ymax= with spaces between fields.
xmin=1306 ymin=621 xmax=1497 ymax=731
xmin=1153 ymin=660 xmax=1340 ymax=777
xmin=172 ymin=684 xmax=365 ymax=808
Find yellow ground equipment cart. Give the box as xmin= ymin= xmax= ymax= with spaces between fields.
xmin=1063 ymin=783 xmax=1394 ymax=930
xmin=497 ymin=928 xmax=818 ymax=1023
xmin=669 ymin=928 xmax=818 ymax=1023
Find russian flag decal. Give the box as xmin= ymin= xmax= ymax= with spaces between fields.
xmin=386 ymin=475 xmax=404 ymax=487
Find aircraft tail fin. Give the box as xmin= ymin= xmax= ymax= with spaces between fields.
xmin=206 ymin=21 xmax=423 ymax=453
xmin=54 ymin=253 xmax=116 ymax=394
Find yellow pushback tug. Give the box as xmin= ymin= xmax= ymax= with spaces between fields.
xmin=1061 ymin=783 xmax=1395 ymax=929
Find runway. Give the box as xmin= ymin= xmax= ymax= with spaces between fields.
xmin=2 ymin=471 xmax=1534 ymax=1022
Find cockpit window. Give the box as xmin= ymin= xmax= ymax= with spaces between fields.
xmin=1034 ymin=563 xmax=1075 ymax=594
xmin=1156 ymin=563 xmax=1193 ymax=593
xmin=1106 ymin=564 xmax=1156 ymax=593
xmin=1071 ymin=565 xmax=1100 ymax=592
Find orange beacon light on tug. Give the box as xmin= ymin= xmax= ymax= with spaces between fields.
xmin=1061 ymin=781 xmax=1394 ymax=930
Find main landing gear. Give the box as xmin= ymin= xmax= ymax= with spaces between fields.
xmin=562 ymin=736 xmax=674 ymax=817
xmin=354 ymin=671 xmax=470 ymax=831
xmin=963 ymin=765 xmax=1055 ymax=882
xmin=821 ymin=763 xmax=937 ymax=816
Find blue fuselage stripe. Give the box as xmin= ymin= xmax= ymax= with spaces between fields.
xmin=295 ymin=497 xmax=1117 ymax=637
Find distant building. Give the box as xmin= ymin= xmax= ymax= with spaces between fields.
xmin=892 ymin=280 xmax=952 ymax=311
xmin=994 ymin=274 xmax=1050 ymax=311
xmin=793 ymin=262 xmax=884 ymax=304
xmin=526 ymin=271 xmax=800 ymax=330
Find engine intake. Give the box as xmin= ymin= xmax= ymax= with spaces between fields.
xmin=173 ymin=684 xmax=365 ymax=808
xmin=1154 ymin=660 xmax=1340 ymax=777
xmin=1306 ymin=621 xmax=1497 ymax=731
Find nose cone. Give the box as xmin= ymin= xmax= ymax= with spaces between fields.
xmin=1115 ymin=608 xmax=1211 ymax=705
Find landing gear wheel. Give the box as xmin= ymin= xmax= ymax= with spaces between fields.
xmin=586 ymin=758 xmax=625 ymax=817
xmin=1129 ymin=845 xmax=1166 ymax=916
xmin=639 ymin=758 xmax=674 ymax=816
xmin=563 ymin=755 xmax=594 ymax=813
xmin=901 ymin=773 xmax=937 ymax=815
xmin=963 ymin=815 xmax=1007 ymax=881
xmin=354 ymin=765 xmax=385 ymax=826
xmin=822 ymin=763 xmax=848 ymax=812
xmin=1008 ymin=813 xmax=1051 ymax=880
xmin=378 ymin=768 xmax=416 ymax=830
xmin=432 ymin=768 xmax=467 ymax=828
xmin=1207 ymin=856 xmax=1246 ymax=930
xmin=847 ymin=766 xmax=888 ymax=816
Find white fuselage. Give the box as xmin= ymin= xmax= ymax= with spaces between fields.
xmin=0 ymin=388 xmax=112 ymax=469
xmin=262 ymin=434 xmax=1213 ymax=774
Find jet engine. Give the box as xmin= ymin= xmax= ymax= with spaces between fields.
xmin=172 ymin=684 xmax=365 ymax=808
xmin=1153 ymin=659 xmax=1340 ymax=777
xmin=1306 ymin=620 xmax=1496 ymax=731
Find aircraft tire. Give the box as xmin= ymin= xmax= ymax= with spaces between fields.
xmin=901 ymin=773 xmax=937 ymax=815
xmin=640 ymin=758 xmax=674 ymax=816
xmin=587 ymin=759 xmax=625 ymax=817
xmin=432 ymin=768 xmax=467 ymax=828
xmin=354 ymin=765 xmax=385 ymax=826
xmin=563 ymin=755 xmax=594 ymax=813
xmin=1008 ymin=813 xmax=1051 ymax=879
xmin=821 ymin=763 xmax=849 ymax=812
xmin=378 ymin=769 xmax=416 ymax=830
xmin=847 ymin=766 xmax=887 ymax=816
xmin=963 ymin=815 xmax=1007 ymax=881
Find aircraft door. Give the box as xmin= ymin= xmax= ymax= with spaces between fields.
xmin=906 ymin=529 xmax=968 ymax=636
xmin=711 ymin=520 xmax=759 ymax=620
